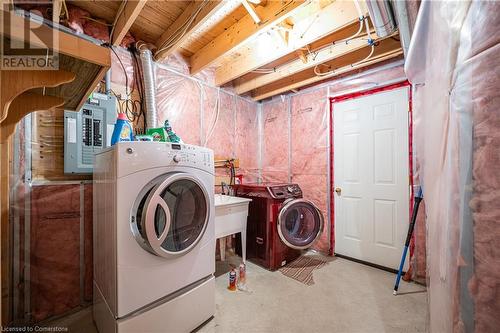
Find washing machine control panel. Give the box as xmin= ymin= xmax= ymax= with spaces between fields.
xmin=164 ymin=144 xmax=213 ymax=170
xmin=267 ymin=184 xmax=302 ymax=199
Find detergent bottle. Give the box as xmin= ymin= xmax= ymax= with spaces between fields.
xmin=163 ymin=120 xmax=182 ymax=143
xmin=111 ymin=113 xmax=134 ymax=145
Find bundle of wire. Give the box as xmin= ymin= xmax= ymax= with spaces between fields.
xmin=107 ymin=45 xmax=147 ymax=134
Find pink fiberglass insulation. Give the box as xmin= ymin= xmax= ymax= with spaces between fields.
xmin=155 ymin=68 xmax=202 ymax=145
xmin=156 ymin=53 xmax=216 ymax=86
xmin=328 ymin=63 xmax=405 ymax=98
xmin=235 ymin=98 xmax=260 ymax=183
xmin=110 ymin=51 xmax=260 ymax=184
xmin=111 ymin=48 xmax=135 ymax=93
xmin=467 ymin=1 xmax=500 ymax=331
xmin=82 ymin=18 xmax=110 ymax=43
xmin=30 ymin=185 xmax=81 ymax=322
xmin=409 ymin=1 xmax=500 ymax=331
xmin=290 ymin=88 xmax=329 ymax=253
xmin=469 ymin=46 xmax=500 ymax=331
xmin=205 ymin=90 xmax=235 ymax=158
xmin=262 ymin=99 xmax=289 ymax=183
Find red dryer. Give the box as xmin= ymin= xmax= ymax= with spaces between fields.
xmin=234 ymin=183 xmax=324 ymax=271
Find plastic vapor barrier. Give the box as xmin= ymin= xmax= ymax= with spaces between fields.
xmin=407 ymin=1 xmax=500 ymax=332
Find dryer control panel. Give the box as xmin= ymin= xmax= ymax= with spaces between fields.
xmin=165 ymin=143 xmax=213 ymax=169
xmin=267 ymin=184 xmax=302 ymax=199
xmin=113 ymin=141 xmax=214 ymax=177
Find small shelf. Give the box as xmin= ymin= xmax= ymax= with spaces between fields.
xmin=1 ymin=10 xmax=111 ymax=113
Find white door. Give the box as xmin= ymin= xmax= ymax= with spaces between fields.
xmin=333 ymin=87 xmax=409 ymax=269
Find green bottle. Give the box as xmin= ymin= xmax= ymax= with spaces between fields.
xmin=163 ymin=120 xmax=182 ymax=143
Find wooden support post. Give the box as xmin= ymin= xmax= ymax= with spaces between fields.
xmin=0 ymin=69 xmax=74 ymax=324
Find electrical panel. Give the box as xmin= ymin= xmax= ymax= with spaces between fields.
xmin=64 ymin=94 xmax=117 ymax=174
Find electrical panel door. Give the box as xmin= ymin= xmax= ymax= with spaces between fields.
xmin=64 ymin=94 xmax=117 ymax=174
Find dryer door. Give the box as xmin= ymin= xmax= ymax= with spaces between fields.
xmin=132 ymin=172 xmax=210 ymax=258
xmin=277 ymin=199 xmax=324 ymax=250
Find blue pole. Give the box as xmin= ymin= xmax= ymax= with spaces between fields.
xmin=393 ymin=187 xmax=423 ymax=295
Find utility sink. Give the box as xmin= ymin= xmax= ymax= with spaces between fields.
xmin=214 ymin=194 xmax=251 ymax=207
xmin=214 ymin=194 xmax=251 ymax=262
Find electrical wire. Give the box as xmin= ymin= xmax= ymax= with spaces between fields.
xmin=61 ymin=0 xmax=69 ymax=21
xmin=105 ymin=44 xmax=147 ymax=133
xmin=203 ymin=87 xmax=220 ymax=146
xmin=350 ymin=43 xmax=375 ymax=68
xmin=109 ymin=45 xmax=130 ymax=97
xmin=313 ymin=63 xmax=334 ymax=77
xmin=251 ymin=68 xmax=276 ymax=74
xmin=109 ymin=0 xmax=127 ymax=43
xmin=312 ymin=0 xmax=375 ymax=78
xmin=84 ymin=16 xmax=113 ymax=26
xmin=332 ymin=17 xmax=364 ymax=45
xmin=155 ymin=0 xmax=209 ymax=57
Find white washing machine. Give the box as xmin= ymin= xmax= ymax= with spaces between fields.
xmin=93 ymin=141 xmax=215 ymax=333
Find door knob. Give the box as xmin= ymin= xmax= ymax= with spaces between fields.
xmin=335 ymin=187 xmax=342 ymax=194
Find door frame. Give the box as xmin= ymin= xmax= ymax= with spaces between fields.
xmin=328 ymin=81 xmax=413 ymax=257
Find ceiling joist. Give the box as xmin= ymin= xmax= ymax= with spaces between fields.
xmin=235 ymin=29 xmax=395 ymax=94
xmin=189 ymin=0 xmax=306 ymax=75
xmin=215 ymin=0 xmax=365 ymax=86
xmin=241 ymin=0 xmax=262 ymax=24
xmin=111 ymin=0 xmax=148 ymax=46
xmin=252 ymin=38 xmax=403 ymax=101
xmin=154 ymin=0 xmax=226 ymax=61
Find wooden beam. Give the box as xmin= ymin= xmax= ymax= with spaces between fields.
xmin=252 ymin=42 xmax=403 ymax=100
xmin=75 ymin=65 xmax=110 ymax=111
xmin=0 ymin=92 xmax=66 ymax=143
xmin=296 ymin=49 xmax=308 ymax=63
xmin=241 ymin=0 xmax=261 ymax=23
xmin=3 ymin=11 xmax=111 ymax=67
xmin=215 ymin=0 xmax=365 ymax=85
xmin=52 ymin=0 xmax=63 ymax=24
xmin=154 ymin=0 xmax=225 ymax=61
xmin=111 ymin=0 xmax=147 ymax=46
xmin=248 ymin=0 xmax=267 ymax=5
xmin=1 ymin=70 xmax=75 ymax=123
xmin=235 ymin=30 xmax=393 ymax=94
xmin=189 ymin=0 xmax=306 ymax=75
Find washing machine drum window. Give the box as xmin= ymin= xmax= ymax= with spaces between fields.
xmin=132 ymin=173 xmax=209 ymax=258
xmin=277 ymin=199 xmax=324 ymax=250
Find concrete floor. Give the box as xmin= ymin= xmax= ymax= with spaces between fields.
xmin=45 ymin=253 xmax=428 ymax=332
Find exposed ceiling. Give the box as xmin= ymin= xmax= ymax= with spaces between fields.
xmin=53 ymin=1 xmax=403 ymax=100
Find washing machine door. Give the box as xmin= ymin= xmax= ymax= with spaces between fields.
xmin=277 ymin=199 xmax=324 ymax=250
xmin=131 ymin=172 xmax=210 ymax=258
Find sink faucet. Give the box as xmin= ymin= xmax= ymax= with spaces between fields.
xmin=221 ymin=182 xmax=231 ymax=195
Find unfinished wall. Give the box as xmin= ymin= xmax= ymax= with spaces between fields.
xmin=408 ymin=1 xmax=500 ymax=331
xmin=112 ymin=48 xmax=260 ymax=182
xmin=6 ymin=48 xmax=260 ymax=325
xmin=259 ymin=61 xmax=419 ymax=258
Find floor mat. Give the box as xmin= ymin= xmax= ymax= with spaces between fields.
xmin=279 ymin=255 xmax=330 ymax=285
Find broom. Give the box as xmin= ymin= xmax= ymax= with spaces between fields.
xmin=393 ymin=186 xmax=423 ymax=295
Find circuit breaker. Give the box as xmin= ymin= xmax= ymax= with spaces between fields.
xmin=64 ymin=93 xmax=117 ymax=174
